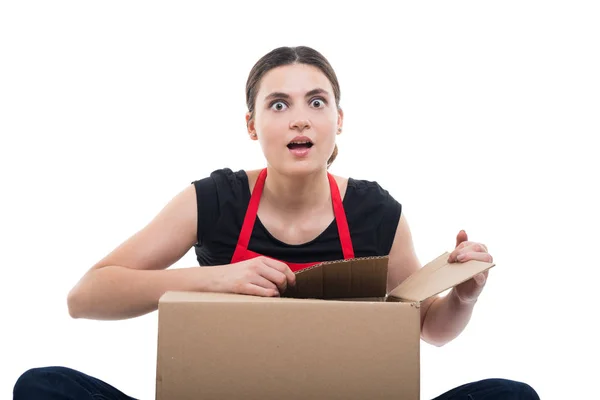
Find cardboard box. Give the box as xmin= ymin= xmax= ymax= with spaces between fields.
xmin=156 ymin=252 xmax=494 ymax=400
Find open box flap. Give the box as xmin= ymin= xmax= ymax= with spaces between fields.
xmin=387 ymin=252 xmax=495 ymax=303
xmin=282 ymin=256 xmax=389 ymax=299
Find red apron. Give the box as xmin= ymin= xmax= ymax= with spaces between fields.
xmin=230 ymin=168 xmax=355 ymax=272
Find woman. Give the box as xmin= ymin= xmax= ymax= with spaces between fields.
xmin=13 ymin=46 xmax=539 ymax=399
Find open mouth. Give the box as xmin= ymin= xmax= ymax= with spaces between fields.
xmin=287 ymin=140 xmax=314 ymax=150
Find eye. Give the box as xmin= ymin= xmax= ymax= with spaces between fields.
xmin=310 ymin=98 xmax=326 ymax=108
xmin=270 ymin=101 xmax=288 ymax=111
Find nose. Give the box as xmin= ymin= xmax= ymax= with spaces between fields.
xmin=290 ymin=118 xmax=311 ymax=132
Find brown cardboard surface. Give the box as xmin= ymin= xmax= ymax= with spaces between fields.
xmin=160 ymin=291 xmax=318 ymax=303
xmin=156 ymin=251 xmax=494 ymax=399
xmin=156 ymin=292 xmax=420 ymax=400
xmin=282 ymin=256 xmax=388 ymax=299
xmin=388 ymin=252 xmax=495 ymax=302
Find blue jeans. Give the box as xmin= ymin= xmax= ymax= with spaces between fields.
xmin=13 ymin=366 xmax=540 ymax=399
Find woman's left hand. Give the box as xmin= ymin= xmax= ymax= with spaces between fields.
xmin=447 ymin=230 xmax=493 ymax=304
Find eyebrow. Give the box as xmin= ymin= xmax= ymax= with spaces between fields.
xmin=264 ymin=88 xmax=330 ymax=102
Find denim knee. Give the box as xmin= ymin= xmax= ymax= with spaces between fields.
xmin=514 ymin=381 xmax=540 ymax=400
xmin=482 ymin=378 xmax=540 ymax=400
xmin=13 ymin=366 xmax=74 ymax=399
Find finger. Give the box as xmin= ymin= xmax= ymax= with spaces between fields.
xmin=244 ymin=283 xmax=280 ymax=297
xmin=473 ymin=273 xmax=487 ymax=286
xmin=249 ymin=274 xmax=280 ymax=294
xmin=261 ymin=257 xmax=296 ymax=287
xmin=460 ymin=243 xmax=488 ymax=255
xmin=458 ymin=241 xmax=472 ymax=250
xmin=456 ymin=251 xmax=493 ymax=263
xmin=455 ymin=230 xmax=468 ymax=248
xmin=449 ymin=232 xmax=470 ymax=263
xmin=448 ymin=241 xmax=473 ymax=262
xmin=450 ymin=242 xmax=490 ymax=262
xmin=257 ymin=264 xmax=289 ymax=293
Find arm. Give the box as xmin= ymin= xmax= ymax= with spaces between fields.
xmin=67 ymin=183 xmax=297 ymax=321
xmin=67 ymin=184 xmax=214 ymax=320
xmin=386 ymin=214 xmax=477 ymax=347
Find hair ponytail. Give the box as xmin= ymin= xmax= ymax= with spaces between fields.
xmin=327 ymin=144 xmax=338 ymax=169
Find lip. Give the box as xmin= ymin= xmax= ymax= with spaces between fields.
xmin=287 ymin=135 xmax=314 ymax=158
xmin=288 ymin=146 xmax=312 ymax=158
xmin=287 ymin=135 xmax=313 ymax=145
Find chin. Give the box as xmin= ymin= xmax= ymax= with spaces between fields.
xmin=271 ymin=160 xmax=327 ymax=177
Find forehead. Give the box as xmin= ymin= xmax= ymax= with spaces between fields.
xmin=257 ymin=63 xmax=333 ymax=98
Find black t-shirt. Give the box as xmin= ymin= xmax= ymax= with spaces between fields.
xmin=192 ymin=168 xmax=402 ymax=266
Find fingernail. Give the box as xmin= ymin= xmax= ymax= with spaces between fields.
xmin=457 ymin=254 xmax=466 ymax=261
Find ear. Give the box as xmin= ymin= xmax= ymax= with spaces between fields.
xmin=336 ymin=107 xmax=344 ymax=135
xmin=246 ymin=112 xmax=258 ymax=140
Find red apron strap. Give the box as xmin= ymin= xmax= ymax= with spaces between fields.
xmin=232 ymin=168 xmax=355 ymax=264
xmin=230 ymin=168 xmax=267 ymax=263
xmin=328 ymin=172 xmax=355 ymax=259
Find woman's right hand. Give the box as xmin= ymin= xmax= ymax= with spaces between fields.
xmin=211 ymin=256 xmax=296 ymax=297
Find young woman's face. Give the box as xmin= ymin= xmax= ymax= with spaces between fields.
xmin=247 ymin=63 xmax=342 ymax=176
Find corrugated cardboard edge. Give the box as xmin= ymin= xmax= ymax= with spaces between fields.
xmin=294 ymin=255 xmax=389 ymax=275
xmin=282 ymin=256 xmax=389 ymax=299
xmin=387 ymin=252 xmax=495 ymax=303
xmin=155 ymin=312 xmax=164 ymax=400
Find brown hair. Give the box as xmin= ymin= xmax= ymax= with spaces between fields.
xmin=246 ymin=46 xmax=341 ymax=168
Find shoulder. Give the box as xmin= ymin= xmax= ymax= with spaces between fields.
xmin=345 ymin=175 xmax=402 ymax=212
xmin=341 ymin=174 xmax=402 ymax=255
xmin=347 ymin=176 xmax=386 ymax=193
xmin=192 ymin=167 xmax=247 ymax=187
xmin=190 ymin=168 xmax=251 ymax=244
xmin=191 ymin=168 xmax=251 ymax=199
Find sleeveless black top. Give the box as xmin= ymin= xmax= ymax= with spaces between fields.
xmin=192 ymin=168 xmax=402 ymax=266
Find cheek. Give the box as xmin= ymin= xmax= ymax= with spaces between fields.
xmin=316 ymin=113 xmax=338 ymax=136
xmin=254 ymin=111 xmax=283 ymax=135
xmin=257 ymin=123 xmax=282 ymax=144
xmin=323 ymin=108 xmax=339 ymax=127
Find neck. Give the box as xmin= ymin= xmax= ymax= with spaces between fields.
xmin=262 ymin=167 xmax=331 ymax=214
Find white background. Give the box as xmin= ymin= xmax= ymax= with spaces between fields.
xmin=1 ymin=1 xmax=599 ymax=399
